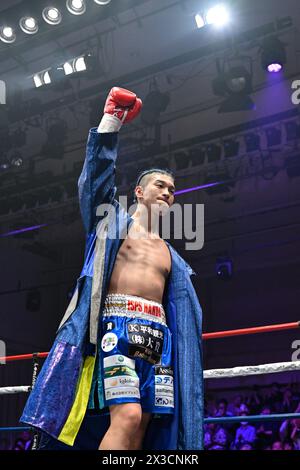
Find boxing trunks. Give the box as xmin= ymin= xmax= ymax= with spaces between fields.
xmin=89 ymin=293 xmax=174 ymax=414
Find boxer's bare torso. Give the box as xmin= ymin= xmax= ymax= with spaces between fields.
xmin=108 ymin=223 xmax=171 ymax=304
xmin=108 ymin=174 xmax=175 ymax=305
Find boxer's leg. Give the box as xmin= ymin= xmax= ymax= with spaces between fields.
xmin=99 ymin=403 xmax=142 ymax=450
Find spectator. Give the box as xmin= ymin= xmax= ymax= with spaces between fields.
xmin=278 ymin=388 xmax=295 ymax=414
xmin=12 ymin=431 xmax=32 ymax=451
xmin=255 ymin=405 xmax=277 ymax=450
xmin=283 ymin=440 xmax=294 ymax=450
xmin=240 ymin=443 xmax=253 ymax=450
xmin=233 ymin=404 xmax=256 ymax=449
xmin=228 ymin=395 xmax=243 ymax=416
xmin=211 ymin=425 xmax=229 ymax=450
xmin=265 ymin=383 xmax=282 ymax=412
xmin=204 ymin=423 xmax=214 ymax=449
xmin=204 ymin=423 xmax=229 ymax=450
xmin=205 ymin=382 xmax=300 ymax=451
xmin=215 ymin=399 xmax=233 ymax=417
xmin=272 ymin=441 xmax=283 ymax=450
xmin=246 ymin=386 xmax=263 ymax=414
xmin=290 ymin=416 xmax=300 ymax=450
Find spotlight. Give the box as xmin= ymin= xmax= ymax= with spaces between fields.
xmin=215 ymin=257 xmax=233 ymax=280
xmin=19 ymin=17 xmax=39 ymax=35
xmin=195 ymin=14 xmax=205 ymax=29
xmin=225 ymin=67 xmax=252 ymax=94
xmin=94 ymin=0 xmax=111 ymax=4
xmin=32 ymin=67 xmax=68 ymax=91
xmin=206 ymin=3 xmax=230 ymax=27
xmin=268 ymin=63 xmax=282 ymax=73
xmin=0 ymin=159 xmax=10 ymax=171
xmin=63 ymin=56 xmax=86 ymax=74
xmin=212 ymin=58 xmax=255 ymax=112
xmin=33 ymin=70 xmax=52 ymax=88
xmin=244 ymin=133 xmax=261 ymax=152
xmin=0 ymin=26 xmax=16 ymax=43
xmin=265 ymin=127 xmax=281 ymax=147
xmin=66 ymin=0 xmax=86 ymax=15
xmin=261 ymin=36 xmax=286 ymax=73
xmin=11 ymin=153 xmax=23 ymax=167
xmin=62 ymin=54 xmax=97 ymax=76
xmin=42 ymin=7 xmax=62 ymax=25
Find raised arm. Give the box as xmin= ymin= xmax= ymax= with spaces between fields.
xmin=78 ymin=87 xmax=142 ymax=233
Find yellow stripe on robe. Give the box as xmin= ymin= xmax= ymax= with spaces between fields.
xmin=58 ymin=355 xmax=96 ymax=446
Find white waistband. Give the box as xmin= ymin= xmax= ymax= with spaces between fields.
xmin=103 ymin=293 xmax=166 ymax=326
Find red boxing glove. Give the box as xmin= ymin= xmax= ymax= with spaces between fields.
xmin=104 ymin=87 xmax=142 ymax=124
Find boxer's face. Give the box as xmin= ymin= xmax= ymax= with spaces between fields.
xmin=135 ymin=174 xmax=175 ymax=214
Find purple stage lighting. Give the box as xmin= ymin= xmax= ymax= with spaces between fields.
xmin=261 ymin=36 xmax=286 ymax=73
xmin=267 ymin=63 xmax=282 ymax=73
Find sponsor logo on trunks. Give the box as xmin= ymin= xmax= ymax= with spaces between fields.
xmin=155 ymin=366 xmax=173 ymax=376
xmin=155 ymin=396 xmax=174 ymax=407
xmin=128 ymin=348 xmax=158 ymax=364
xmin=107 ymin=300 xmax=127 ymax=310
xmin=155 ymin=375 xmax=174 ymax=385
xmin=128 ymin=324 xmax=164 ymax=338
xmin=104 ymin=321 xmax=115 ymax=331
xmin=127 ymin=323 xmax=164 ymax=364
xmin=105 ymin=386 xmax=140 ymax=401
xmin=155 ymin=386 xmax=174 ymax=396
xmin=127 ymin=300 xmax=162 ymax=318
xmin=101 ymin=332 xmax=118 ymax=352
xmin=104 ymin=376 xmax=140 ymax=389
xmin=104 ymin=365 xmax=138 ymax=378
xmin=104 ymin=355 xmax=135 ymax=370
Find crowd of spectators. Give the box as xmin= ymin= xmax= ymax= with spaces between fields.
xmin=1 ymin=382 xmax=300 ymax=450
xmin=0 ymin=431 xmax=32 ymax=451
xmin=205 ymin=382 xmax=300 ymax=450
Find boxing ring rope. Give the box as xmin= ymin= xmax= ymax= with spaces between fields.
xmin=202 ymin=320 xmax=300 ymax=340
xmin=205 ymin=413 xmax=300 ymax=425
xmin=0 ymin=352 xmax=48 ymax=362
xmin=1 ymin=320 xmax=299 ymax=365
xmin=2 ymin=413 xmax=300 ymax=433
xmin=1 ymin=360 xmax=300 ymax=396
xmin=204 ymin=360 xmax=300 ymax=379
xmin=1 ymin=320 xmax=300 ymax=435
xmin=0 ymin=386 xmax=31 ymax=395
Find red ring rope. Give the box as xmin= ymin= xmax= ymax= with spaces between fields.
xmin=203 ymin=321 xmax=300 ymax=340
xmin=1 ymin=321 xmax=299 ymax=362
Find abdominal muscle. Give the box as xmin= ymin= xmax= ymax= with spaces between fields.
xmin=108 ymin=236 xmax=171 ymax=304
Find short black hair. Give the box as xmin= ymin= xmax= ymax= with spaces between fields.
xmin=133 ymin=168 xmax=174 ymax=202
